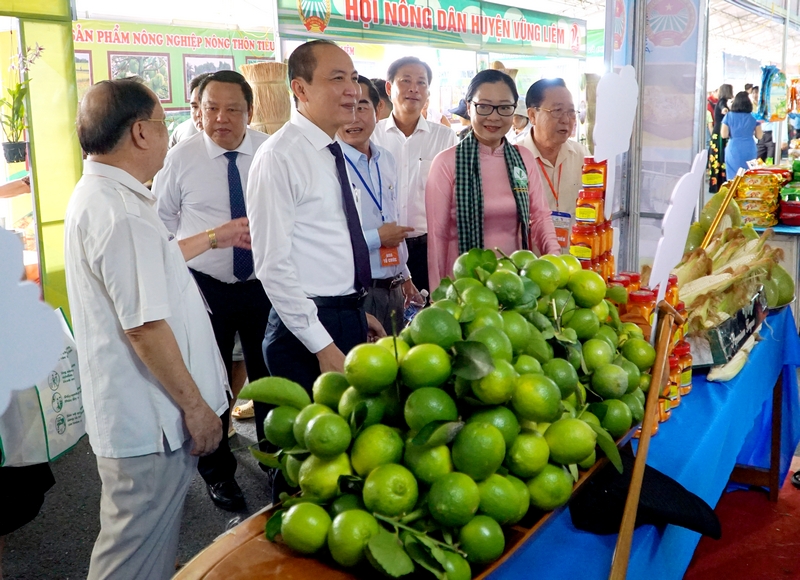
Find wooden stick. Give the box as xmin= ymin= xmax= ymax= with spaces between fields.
xmin=700 ymin=168 xmax=744 ymax=249
xmin=608 ymin=304 xmax=676 ymax=580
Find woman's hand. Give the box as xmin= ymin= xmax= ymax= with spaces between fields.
xmin=213 ymin=217 xmax=251 ymax=250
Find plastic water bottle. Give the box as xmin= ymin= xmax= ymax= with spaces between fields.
xmin=403 ymin=289 xmax=429 ymax=325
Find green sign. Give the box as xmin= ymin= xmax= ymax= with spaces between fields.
xmin=72 ymin=20 xmax=275 ymax=108
xmin=278 ymin=0 xmax=586 ymax=58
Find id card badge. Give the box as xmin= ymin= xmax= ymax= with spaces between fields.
xmin=551 ymin=211 xmax=571 ymax=251
xmin=380 ymin=246 xmax=400 ymax=266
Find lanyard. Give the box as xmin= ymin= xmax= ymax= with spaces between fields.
xmin=346 ymin=156 xmax=384 ymax=222
xmin=537 ymin=158 xmax=562 ymax=209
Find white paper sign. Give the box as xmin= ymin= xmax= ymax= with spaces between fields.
xmin=593 ymin=65 xmax=639 ymax=221
xmin=0 ymin=228 xmax=63 ymax=415
xmin=648 ymin=150 xmax=708 ymax=342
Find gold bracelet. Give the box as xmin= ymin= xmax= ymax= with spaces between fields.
xmin=206 ymin=229 xmax=218 ymax=249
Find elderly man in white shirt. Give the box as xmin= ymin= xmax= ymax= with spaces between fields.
xmin=154 ymin=70 xmax=271 ymax=512
xmin=517 ymin=78 xmax=589 ymax=251
xmin=64 ymin=79 xmax=228 ymax=580
xmin=247 ymin=40 xmax=384 ymax=421
xmin=372 ymin=56 xmax=458 ymax=292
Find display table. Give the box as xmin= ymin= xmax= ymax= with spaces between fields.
xmin=490 ymin=307 xmax=800 ymax=580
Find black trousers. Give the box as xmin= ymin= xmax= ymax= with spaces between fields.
xmin=263 ymin=300 xmax=367 ymax=501
xmin=405 ymin=234 xmax=429 ymax=293
xmin=757 ymin=130 xmax=775 ymax=162
xmin=191 ymin=269 xmax=271 ymax=485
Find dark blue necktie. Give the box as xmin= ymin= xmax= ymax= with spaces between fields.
xmin=327 ymin=142 xmax=372 ymax=293
xmin=224 ymin=151 xmax=253 ymax=281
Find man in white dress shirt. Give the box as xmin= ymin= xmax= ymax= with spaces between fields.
xmin=372 ymin=57 xmax=458 ymax=292
xmin=338 ymin=76 xmax=418 ymax=332
xmin=64 ymin=79 xmax=228 ymax=579
xmin=247 ymin=39 xmax=385 ymax=401
xmin=154 ymin=70 xmax=270 ymax=512
xmin=168 ymin=72 xmax=210 ymax=148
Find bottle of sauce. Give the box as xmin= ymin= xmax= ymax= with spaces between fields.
xmin=621 ymin=288 xmax=656 ymax=340
xmin=674 ymin=341 xmax=693 ymax=396
xmin=570 ymin=223 xmax=598 ymax=267
xmin=620 ymin=271 xmax=641 ymax=292
xmin=668 ymin=354 xmax=682 ymax=408
xmin=666 ymin=274 xmax=679 ymax=307
xmin=582 ymin=156 xmax=608 ymax=192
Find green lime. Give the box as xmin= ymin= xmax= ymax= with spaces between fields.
xmin=404 ymin=387 xmax=458 ymax=431
xmin=596 ymin=325 xmax=620 ymax=351
xmin=565 ymin=308 xmax=600 ymax=341
xmin=512 ymin=374 xmax=562 ymax=423
xmin=540 ymin=254 xmax=570 ymax=288
xmin=614 ymin=355 xmax=642 ymax=394
xmin=451 ymin=422 xmax=506 ymax=481
xmin=410 ymin=307 xmax=463 ymax=349
xmin=350 ymin=424 xmax=404 ymax=477
xmin=550 ymin=289 xmax=577 ymax=324
xmin=263 ymin=405 xmax=299 ymax=449
xmin=501 ymin=310 xmax=532 ymax=354
xmin=527 ymin=463 xmax=573 ymax=510
xmin=298 ymin=453 xmax=352 ymax=501
xmin=329 ymin=493 xmax=365 ymax=517
xmin=344 ymin=343 xmax=398 ymax=395
xmin=477 ymin=474 xmax=521 ymax=525
xmin=375 ymin=336 xmax=411 ymax=363
xmin=447 ymin=278 xmax=483 ymax=301
xmin=304 ymin=413 xmax=352 ymax=458
xmin=543 ymin=418 xmax=597 ymax=465
xmin=281 ymin=503 xmax=331 ymax=554
xmin=506 ymin=474 xmax=531 ymax=524
xmin=338 ymin=387 xmax=385 ymax=427
xmin=591 ymin=364 xmax=629 ymax=399
xmin=471 ymin=359 xmax=517 ymax=405
xmin=467 ymin=406 xmax=521 ymax=448
xmin=582 ymin=338 xmax=615 ymax=373
xmin=621 ymin=393 xmax=645 ymax=423
xmin=486 ymin=270 xmax=526 ymax=307
xmin=523 ymin=259 xmax=561 ymax=295
xmin=400 ymin=344 xmax=452 ymax=389
xmin=542 ymin=358 xmax=579 ymax=398
xmin=468 ymin=326 xmax=513 ymax=362
xmin=504 ymin=431 xmax=550 ymax=478
xmin=432 ymin=299 xmax=463 ymax=321
xmin=312 ymin=372 xmax=351 ymax=409
xmin=461 ymin=285 xmax=500 ymax=311
xmin=567 ymin=270 xmax=607 ymax=308
xmin=458 ymin=515 xmax=505 ymax=564
xmin=362 ymin=463 xmax=418 ymax=517
xmin=428 ymin=472 xmax=480 ymax=526
xmin=327 ymin=509 xmax=380 ymax=567
xmin=524 ymin=337 xmax=554 ymax=365
xmin=510 ymin=249 xmax=538 ymax=271
xmin=403 ymin=442 xmax=453 ymax=485
xmin=464 ymin=307 xmax=504 ymax=335
xmin=293 ymin=403 xmax=333 ymax=448
xmin=514 ymin=354 xmax=543 ymax=375
xmin=621 ymin=338 xmax=656 ymax=371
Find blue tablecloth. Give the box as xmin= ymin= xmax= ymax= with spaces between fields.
xmin=490 ymin=308 xmax=800 ymax=580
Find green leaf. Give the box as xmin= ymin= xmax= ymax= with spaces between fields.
xmin=454 ymin=376 xmax=471 ymax=399
xmin=339 ymin=474 xmax=364 ymax=495
xmin=554 ymin=331 xmax=577 ymax=344
xmin=265 ymin=509 xmax=285 ymax=542
xmin=349 ymin=401 xmax=370 ymax=438
xmin=475 ymin=266 xmax=491 ymax=284
xmin=452 ymin=340 xmax=494 ymax=380
xmin=442 ymin=530 xmax=453 ymax=546
xmin=249 ymin=448 xmax=281 ymax=469
xmin=541 ymin=328 xmax=555 ymax=340
xmin=403 ymin=535 xmax=444 ymax=578
xmin=568 ymin=463 xmax=580 ymax=482
xmin=607 ymin=300 xmax=622 ymax=330
xmin=412 ymin=420 xmax=465 ymax=448
xmin=431 ymin=279 xmax=452 ymax=302
xmin=366 ymin=527 xmax=415 ymax=577
xmin=238 ymin=376 xmax=311 ymax=408
xmin=589 ymin=423 xmax=623 ymax=473
xmin=457 ymin=304 xmax=477 ymax=323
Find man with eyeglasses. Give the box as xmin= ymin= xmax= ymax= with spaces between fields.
xmin=518 ymin=78 xmax=589 ymax=251
xmin=153 ymin=70 xmax=271 ymax=512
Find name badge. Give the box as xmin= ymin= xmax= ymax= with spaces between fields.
xmin=551 ymin=211 xmax=571 ymax=250
xmin=380 ymin=246 xmax=400 ymax=266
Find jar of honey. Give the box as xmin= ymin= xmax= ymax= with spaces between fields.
xmin=582 ymin=156 xmax=608 ymax=191
xmin=634 ymin=413 xmax=659 ymax=438
xmin=597 ymin=221 xmax=608 ymax=254
xmin=606 ymin=252 xmax=615 ymax=281
xmin=604 ymin=222 xmax=614 ymax=255
xmin=666 ymin=274 xmax=679 ymax=307
xmin=575 ymin=189 xmax=605 ymax=224
xmin=658 ymin=397 xmax=671 ymax=423
xmin=569 ymin=223 xmax=598 ymax=263
xmin=609 ymin=274 xmax=631 ymax=289
xmin=668 ymin=354 xmax=682 ymax=407
xmin=620 ymin=271 xmax=641 ymax=292
xmin=674 ymin=341 xmax=692 ymax=396
xmin=621 ymin=289 xmax=656 ymax=338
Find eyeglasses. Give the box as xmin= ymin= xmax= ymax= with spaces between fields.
xmin=142 ymin=118 xmax=168 ymax=127
xmin=471 ymin=102 xmax=516 ymax=117
xmin=536 ymin=106 xmax=578 ymax=120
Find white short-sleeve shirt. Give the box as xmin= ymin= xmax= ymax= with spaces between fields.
xmin=64 ymin=161 xmax=229 ymax=459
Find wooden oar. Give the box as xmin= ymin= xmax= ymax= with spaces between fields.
xmin=608 ymin=301 xmax=683 ymax=580
xmin=700 ymin=168 xmax=744 ymax=249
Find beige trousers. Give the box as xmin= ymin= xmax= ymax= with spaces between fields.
xmin=88 ymin=439 xmax=196 ymax=580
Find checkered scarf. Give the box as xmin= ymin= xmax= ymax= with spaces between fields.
xmin=454 ymin=130 xmax=530 ymax=254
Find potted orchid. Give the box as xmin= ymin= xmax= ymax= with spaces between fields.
xmin=1 ymin=44 xmax=44 ymax=163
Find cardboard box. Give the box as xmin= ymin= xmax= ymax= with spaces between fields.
xmin=687 ymin=287 xmax=768 ymax=367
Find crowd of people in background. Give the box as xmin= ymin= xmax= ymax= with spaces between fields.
xmin=707 ymin=81 xmax=786 ymax=192
xmin=4 ymin=39 xmax=590 ymax=580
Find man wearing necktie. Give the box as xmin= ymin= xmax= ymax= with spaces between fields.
xmin=153 ymin=71 xmax=271 ymax=512
xmin=247 ymin=40 xmax=386 ymax=406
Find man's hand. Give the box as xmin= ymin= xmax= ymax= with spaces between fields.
xmin=213 ymin=217 xmax=251 ymax=250
xmin=317 ymin=343 xmax=346 ymax=373
xmin=401 ymin=279 xmax=419 ymax=309
xmin=366 ymin=313 xmax=387 ymax=342
xmin=378 ymin=222 xmax=414 ymax=247
xmin=184 ymin=402 xmax=223 ymax=456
